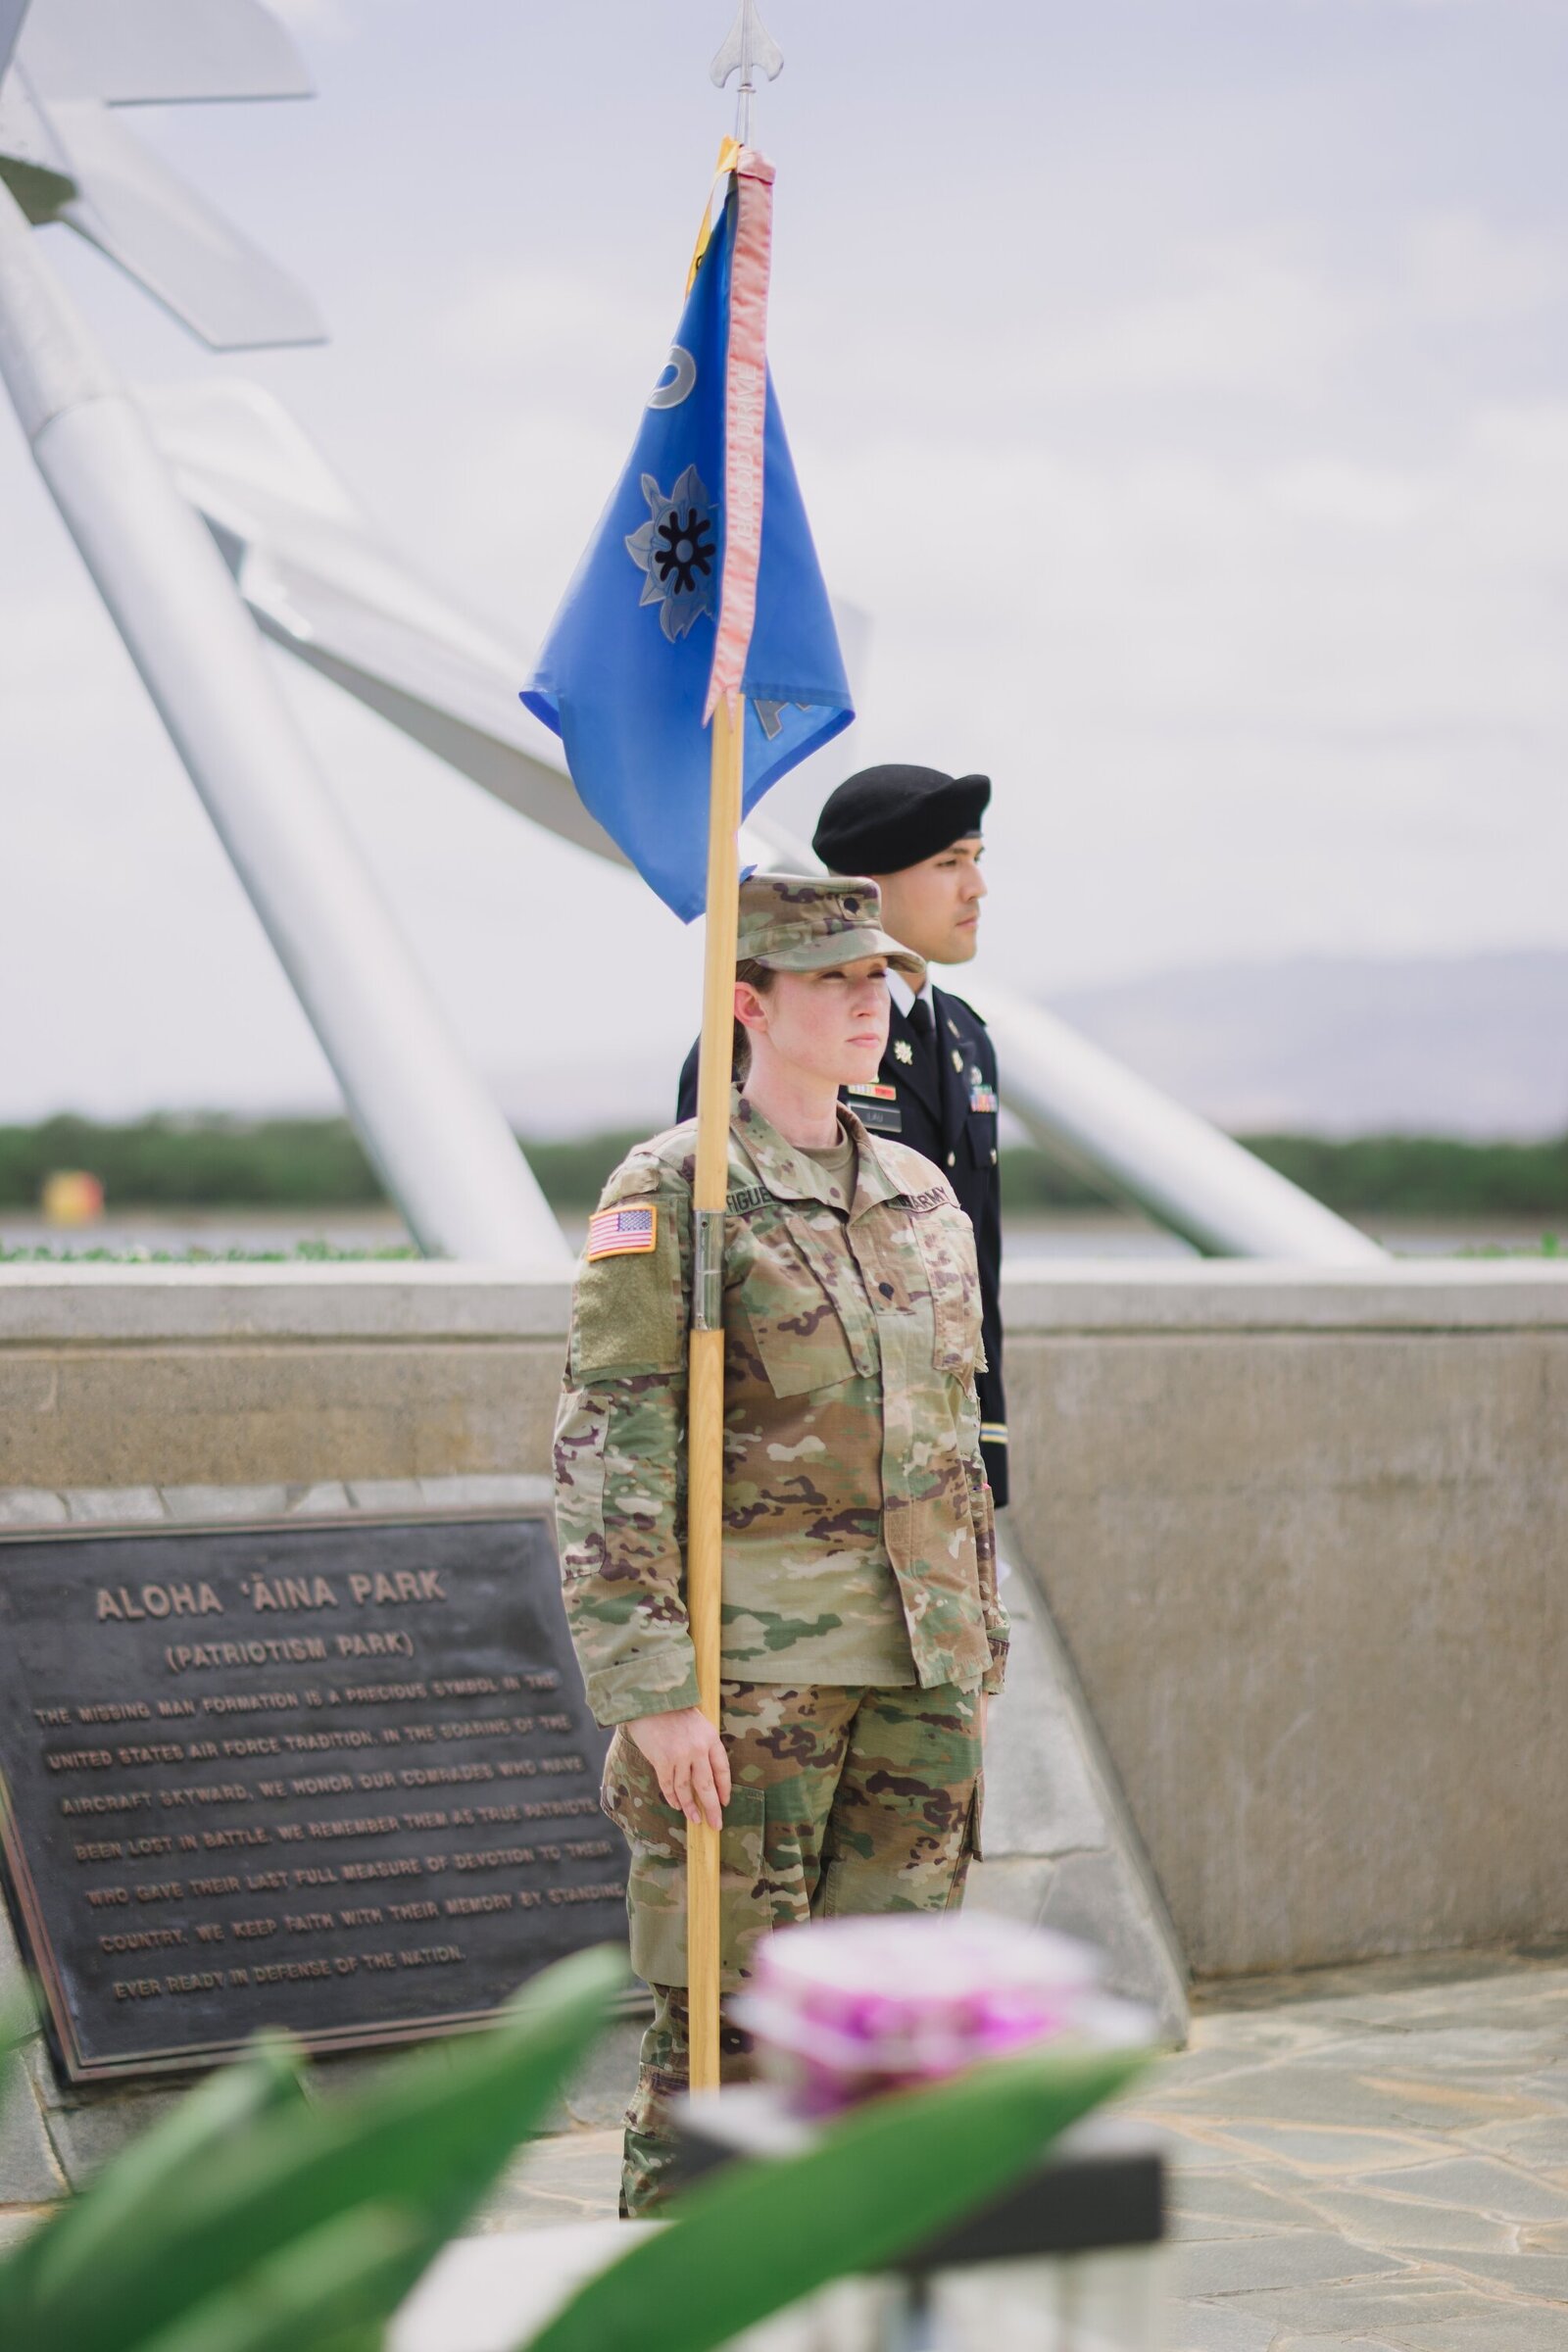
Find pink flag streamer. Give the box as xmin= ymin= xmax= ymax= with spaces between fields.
xmin=704 ymin=145 xmax=775 ymax=723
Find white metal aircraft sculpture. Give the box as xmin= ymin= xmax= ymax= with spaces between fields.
xmin=0 ymin=0 xmax=565 ymax=1261
xmin=0 ymin=0 xmax=1380 ymax=1266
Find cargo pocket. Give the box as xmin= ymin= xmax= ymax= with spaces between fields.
xmin=911 ymin=1206 xmax=981 ymax=1381
xmin=750 ymin=1314 xmax=856 ymax=1398
xmin=570 ymin=1171 xmax=683 ymax=1380
xmin=817 ymin=1767 xmax=982 ymax=1920
xmin=740 ymin=1222 xmax=860 ymax=1396
xmin=945 ymin=1769 xmax=985 ymax=1911
xmin=603 ymin=1741 xmax=768 ymax=1991
xmin=815 ymin=1849 xmax=855 ymax=1920
xmin=964 ymin=1768 xmax=985 ymax=1863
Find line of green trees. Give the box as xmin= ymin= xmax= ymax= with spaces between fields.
xmin=0 ymin=1116 xmax=650 ymax=1214
xmin=1001 ymin=1130 xmax=1568 ymax=1219
xmin=4 ymin=1113 xmax=1568 ymax=1219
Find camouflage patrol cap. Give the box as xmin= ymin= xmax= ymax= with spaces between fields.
xmin=736 ymin=872 xmax=926 ymax=982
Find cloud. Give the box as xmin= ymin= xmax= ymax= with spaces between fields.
xmin=261 ymin=0 xmax=375 ymax=38
xmin=4 ymin=3 xmax=1566 ymax=1125
xmin=1402 ymin=211 xmax=1567 ymax=324
xmin=1012 ymin=241 xmax=1360 ymax=404
xmin=777 ymin=377 xmax=1568 ymax=994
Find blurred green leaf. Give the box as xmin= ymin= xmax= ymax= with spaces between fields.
xmin=131 ymin=2206 xmax=415 ymax=2352
xmin=527 ymin=2044 xmax=1151 ymax=2352
xmin=1 ymin=2036 xmax=307 ymax=2325
xmin=3 ymin=1944 xmax=623 ymax=2352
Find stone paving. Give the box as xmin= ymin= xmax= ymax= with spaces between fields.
xmin=485 ymin=1944 xmax=1568 ymax=2350
xmin=1126 ymin=1943 xmax=1568 ymax=2350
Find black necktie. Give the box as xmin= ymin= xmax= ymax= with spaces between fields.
xmin=907 ymin=994 xmax=940 ymax=1085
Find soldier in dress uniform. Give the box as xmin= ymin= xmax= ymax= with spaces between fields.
xmin=679 ymin=763 xmax=1007 ymax=1502
xmin=558 ymin=874 xmax=1007 ymax=2216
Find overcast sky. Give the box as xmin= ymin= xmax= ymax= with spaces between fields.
xmin=4 ymin=0 xmax=1566 ymax=1129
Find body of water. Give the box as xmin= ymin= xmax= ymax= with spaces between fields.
xmin=0 ymin=1208 xmax=1555 ymax=1262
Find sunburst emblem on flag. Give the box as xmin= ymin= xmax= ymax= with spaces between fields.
xmin=625 ymin=466 xmax=719 ymax=641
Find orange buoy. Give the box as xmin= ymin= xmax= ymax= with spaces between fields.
xmin=40 ymin=1171 xmax=105 ymax=1229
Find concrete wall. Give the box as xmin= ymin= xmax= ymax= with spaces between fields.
xmin=0 ymin=1264 xmax=570 ymax=1496
xmin=4 ymin=1257 xmax=1565 ymax=1991
xmin=1001 ymin=1261 xmax=1568 ymax=1980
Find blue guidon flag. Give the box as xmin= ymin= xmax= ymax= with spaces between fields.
xmin=521 ymin=143 xmax=853 ymax=921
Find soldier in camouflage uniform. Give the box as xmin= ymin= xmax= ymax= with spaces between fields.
xmin=554 ymin=874 xmax=1008 ymax=2215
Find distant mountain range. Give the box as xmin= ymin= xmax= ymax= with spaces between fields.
xmin=494 ymin=952 xmax=1567 ymax=1142
xmin=1051 ymin=952 xmax=1568 ymax=1141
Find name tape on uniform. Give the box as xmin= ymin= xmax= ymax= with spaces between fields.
xmin=586 ymin=1203 xmax=658 ymax=1260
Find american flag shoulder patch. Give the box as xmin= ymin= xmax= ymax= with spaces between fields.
xmin=586 ymin=1202 xmax=658 ymax=1261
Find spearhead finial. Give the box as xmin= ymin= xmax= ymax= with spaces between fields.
xmin=710 ymin=0 xmax=783 ymax=144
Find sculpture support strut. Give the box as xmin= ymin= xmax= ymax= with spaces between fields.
xmin=739 ymin=813 xmax=1383 ymax=1265
xmin=0 ymin=178 xmax=565 ymax=1265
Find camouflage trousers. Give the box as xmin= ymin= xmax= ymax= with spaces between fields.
xmin=602 ymin=1679 xmax=984 ymax=2217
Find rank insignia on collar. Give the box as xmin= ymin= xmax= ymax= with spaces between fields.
xmin=894 ymin=1040 xmax=914 ymax=1065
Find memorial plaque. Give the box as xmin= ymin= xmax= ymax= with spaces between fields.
xmin=0 ymin=1513 xmax=625 ymax=2080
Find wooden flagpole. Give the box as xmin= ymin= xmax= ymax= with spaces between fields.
xmin=685 ymin=0 xmax=785 ymax=2092
xmin=686 ymin=692 xmax=744 ymax=2092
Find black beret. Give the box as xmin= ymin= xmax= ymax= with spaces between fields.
xmin=812 ymin=763 xmax=990 ymax=876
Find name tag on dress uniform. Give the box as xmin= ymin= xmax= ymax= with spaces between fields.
xmin=847 ymin=1081 xmax=903 ymax=1132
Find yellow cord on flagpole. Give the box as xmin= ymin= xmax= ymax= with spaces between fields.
xmin=686 ymin=136 xmax=741 ymax=290
xmin=686 ymin=691 xmax=743 ymax=2094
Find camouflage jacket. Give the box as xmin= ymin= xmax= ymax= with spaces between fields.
xmin=554 ymin=1093 xmax=1006 ymax=1726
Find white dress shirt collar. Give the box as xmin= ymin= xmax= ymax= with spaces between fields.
xmin=888 ymin=968 xmax=934 ymax=1020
